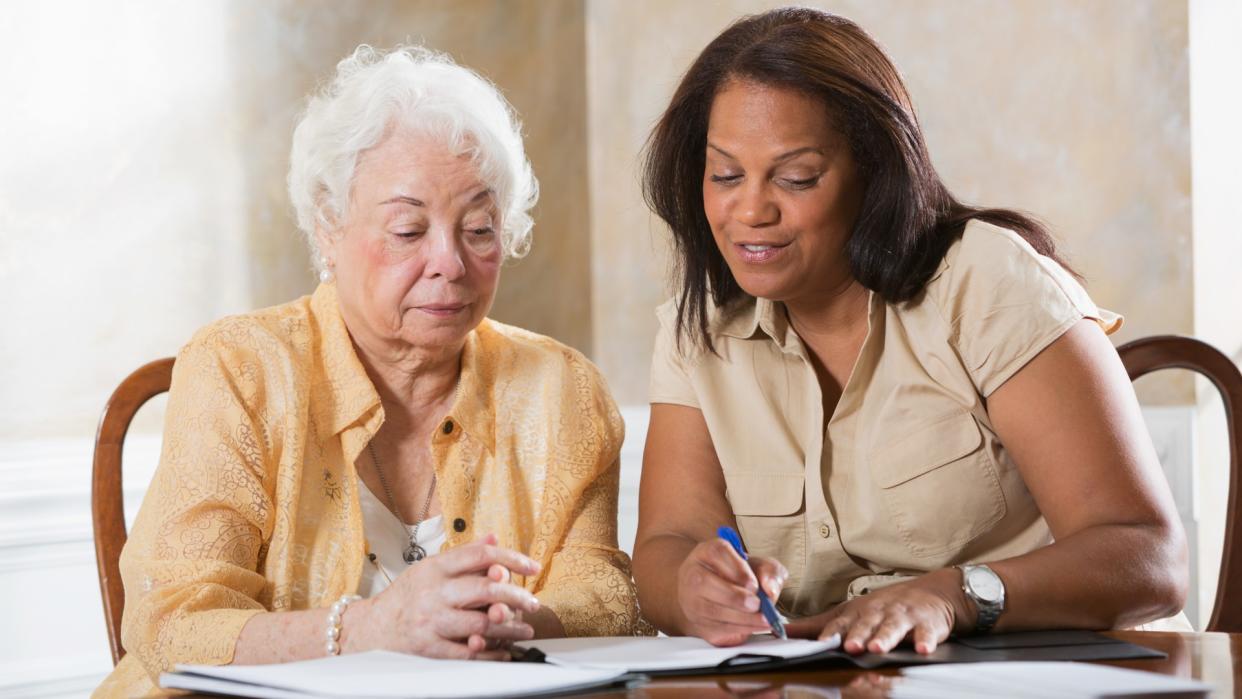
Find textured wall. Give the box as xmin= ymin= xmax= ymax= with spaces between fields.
xmin=587 ymin=0 xmax=1192 ymax=405
xmin=0 ymin=0 xmax=589 ymax=440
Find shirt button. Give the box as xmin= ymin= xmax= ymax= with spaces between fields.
xmin=453 ymin=517 xmax=467 ymax=532
xmin=442 ymin=420 xmax=454 ymax=435
xmin=818 ymin=522 xmax=832 ymax=538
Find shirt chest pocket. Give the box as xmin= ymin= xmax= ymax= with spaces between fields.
xmin=724 ymin=472 xmax=806 ymax=590
xmin=869 ymin=411 xmax=1005 ymax=562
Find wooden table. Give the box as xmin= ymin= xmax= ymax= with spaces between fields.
xmin=583 ymin=632 xmax=1242 ymax=698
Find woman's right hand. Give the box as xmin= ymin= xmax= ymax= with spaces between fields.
xmin=676 ymin=538 xmax=788 ymax=646
xmin=346 ymin=534 xmax=542 ymax=660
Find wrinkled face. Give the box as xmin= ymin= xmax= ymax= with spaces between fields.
xmin=321 ymin=127 xmax=502 ymax=356
xmin=703 ymin=80 xmax=863 ymax=305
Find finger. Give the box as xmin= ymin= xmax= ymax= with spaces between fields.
xmin=481 ymin=618 xmax=535 ymax=641
xmin=818 ymin=610 xmax=855 ymax=646
xmin=698 ymin=539 xmax=758 ymax=590
xmin=467 ymin=634 xmax=488 ymax=654
xmin=439 ymin=542 xmax=541 ymax=577
xmin=843 ymin=612 xmax=883 ymax=655
xmin=912 ymin=617 xmax=951 ymax=655
xmin=749 ymin=557 xmax=789 ymax=599
xmin=695 ymin=570 xmax=765 ymax=616
xmin=435 ymin=609 xmax=492 ymax=641
xmin=691 ymin=594 xmax=771 ymax=632
xmin=473 ymin=647 xmax=511 ymax=662
xmin=488 ymin=602 xmax=516 ymax=624
xmin=866 ymin=615 xmax=914 ymax=654
xmin=488 ymin=563 xmax=511 ymax=584
xmin=423 ymin=638 xmax=481 ymax=660
xmin=444 ymin=578 xmax=540 ymax=613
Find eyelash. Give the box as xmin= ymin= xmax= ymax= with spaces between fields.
xmin=393 ymin=227 xmax=495 ymax=239
xmin=708 ymin=174 xmax=820 ymax=189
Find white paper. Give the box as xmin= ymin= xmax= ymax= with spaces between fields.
xmin=891 ymin=661 xmax=1210 ymax=699
xmin=160 ymin=650 xmax=628 ymax=699
xmin=516 ymin=634 xmax=841 ymax=672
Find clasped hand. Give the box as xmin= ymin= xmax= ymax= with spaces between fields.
xmin=347 ymin=534 xmax=541 ymax=660
xmin=678 ymin=539 xmax=969 ymax=654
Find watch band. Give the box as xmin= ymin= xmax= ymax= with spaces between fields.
xmin=958 ymin=564 xmax=1005 ymax=633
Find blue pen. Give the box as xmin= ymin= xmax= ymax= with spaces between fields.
xmin=717 ymin=525 xmax=787 ymax=639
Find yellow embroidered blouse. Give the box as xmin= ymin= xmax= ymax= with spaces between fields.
xmin=95 ymin=283 xmax=642 ymax=698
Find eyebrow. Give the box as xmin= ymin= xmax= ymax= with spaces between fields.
xmin=707 ymin=143 xmax=825 ymax=163
xmin=379 ymin=188 xmax=494 ymax=208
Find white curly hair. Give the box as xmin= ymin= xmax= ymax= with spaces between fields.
xmin=288 ymin=45 xmax=539 ymax=271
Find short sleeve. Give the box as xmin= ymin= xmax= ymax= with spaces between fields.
xmin=934 ymin=222 xmax=1124 ymax=397
xmin=648 ymin=300 xmax=701 ymax=408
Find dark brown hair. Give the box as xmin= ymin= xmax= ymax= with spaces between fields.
xmin=642 ymin=7 xmax=1073 ymax=350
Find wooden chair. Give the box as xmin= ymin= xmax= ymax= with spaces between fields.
xmin=1117 ymin=336 xmax=1242 ymax=632
xmin=92 ymin=357 xmax=175 ymax=666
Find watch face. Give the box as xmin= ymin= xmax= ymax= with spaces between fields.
xmin=967 ymin=568 xmax=1004 ymax=603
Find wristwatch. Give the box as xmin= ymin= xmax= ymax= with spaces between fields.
xmin=957 ymin=564 xmax=1006 ymax=633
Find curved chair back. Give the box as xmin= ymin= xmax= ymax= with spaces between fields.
xmin=1118 ymin=336 xmax=1242 ymax=632
xmin=91 ymin=357 xmax=175 ymax=665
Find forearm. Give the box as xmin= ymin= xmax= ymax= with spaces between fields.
xmin=632 ymin=533 xmax=698 ymax=634
xmin=978 ymin=522 xmax=1187 ymax=632
xmin=233 ymin=598 xmax=373 ymax=664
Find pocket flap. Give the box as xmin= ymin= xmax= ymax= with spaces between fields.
xmin=872 ymin=412 xmax=983 ymax=488
xmin=724 ymin=472 xmax=805 ymax=515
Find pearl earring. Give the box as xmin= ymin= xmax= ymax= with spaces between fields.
xmin=318 ymin=257 xmax=334 ymax=283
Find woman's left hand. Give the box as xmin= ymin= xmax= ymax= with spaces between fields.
xmin=784 ymin=569 xmax=972 ymax=655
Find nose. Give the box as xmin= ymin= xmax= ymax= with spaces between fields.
xmin=733 ymin=180 xmax=779 ymax=228
xmin=424 ymin=227 xmax=467 ymax=280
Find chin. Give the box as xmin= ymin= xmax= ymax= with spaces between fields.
xmin=732 ymin=274 xmax=794 ymax=304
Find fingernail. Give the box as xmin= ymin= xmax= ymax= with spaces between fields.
xmin=745 ymin=596 xmax=759 ymax=611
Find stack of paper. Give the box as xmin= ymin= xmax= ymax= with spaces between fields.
xmin=892 ymin=662 xmax=1210 ymax=699
xmin=517 ymin=634 xmax=841 ymax=673
xmin=159 ymin=650 xmax=631 ymax=699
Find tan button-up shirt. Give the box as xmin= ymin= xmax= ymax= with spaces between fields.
xmin=650 ymin=221 xmax=1122 ymax=618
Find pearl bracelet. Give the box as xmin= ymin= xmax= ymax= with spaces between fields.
xmin=325 ymin=594 xmax=362 ymax=656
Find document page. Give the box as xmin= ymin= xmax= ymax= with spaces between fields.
xmin=892 ymin=661 xmax=1210 ymax=699
xmin=160 ymin=650 xmax=629 ymax=699
xmin=518 ymin=634 xmax=841 ymax=673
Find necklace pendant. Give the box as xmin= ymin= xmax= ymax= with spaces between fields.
xmin=403 ymin=542 xmax=427 ymax=564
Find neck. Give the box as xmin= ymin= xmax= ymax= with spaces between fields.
xmin=783 ymin=273 xmax=871 ymax=342
xmin=352 ymin=336 xmax=464 ymax=427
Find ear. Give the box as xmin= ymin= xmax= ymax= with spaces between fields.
xmin=315 ymin=215 xmax=343 ymax=267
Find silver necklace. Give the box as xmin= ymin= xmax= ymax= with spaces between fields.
xmin=367 ymin=441 xmax=437 ymax=564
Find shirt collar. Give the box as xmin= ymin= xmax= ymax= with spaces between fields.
xmin=714 ymin=291 xmax=881 ymax=355
xmin=309 ymin=283 xmax=496 ymax=455
xmin=715 ymin=296 xmax=794 ymax=350
xmin=445 ymin=323 xmax=497 ymax=455
xmin=310 ymin=283 xmax=383 ymax=438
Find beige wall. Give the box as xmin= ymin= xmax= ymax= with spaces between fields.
xmin=0 ymin=0 xmax=590 ymax=441
xmin=587 ymin=0 xmax=1193 ymax=405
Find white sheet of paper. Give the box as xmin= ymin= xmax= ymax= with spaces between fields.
xmin=517 ymin=634 xmax=841 ymax=672
xmin=892 ymin=661 xmax=1210 ymax=699
xmin=160 ymin=650 xmax=628 ymax=699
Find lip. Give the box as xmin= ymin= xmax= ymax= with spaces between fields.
xmin=732 ymin=241 xmax=791 ymax=264
xmin=414 ymin=303 xmax=468 ymax=317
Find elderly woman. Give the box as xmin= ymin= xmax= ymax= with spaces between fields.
xmin=96 ymin=46 xmax=640 ymax=697
xmin=634 ymin=8 xmax=1188 ymax=656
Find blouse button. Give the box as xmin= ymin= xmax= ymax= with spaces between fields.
xmin=453 ymin=517 xmax=467 ymax=532
xmin=818 ymin=522 xmax=832 ymax=538
xmin=442 ymin=419 xmax=455 ymax=435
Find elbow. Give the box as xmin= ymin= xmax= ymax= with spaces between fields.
xmin=1127 ymin=520 xmax=1190 ymax=625
xmin=1153 ymin=524 xmax=1191 ymax=619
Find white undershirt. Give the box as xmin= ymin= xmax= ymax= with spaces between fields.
xmin=357 ymin=477 xmax=446 ymax=599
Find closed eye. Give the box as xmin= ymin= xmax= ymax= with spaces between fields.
xmin=781 ymin=176 xmax=820 ymax=190
xmin=709 ymin=174 xmax=742 ymax=185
